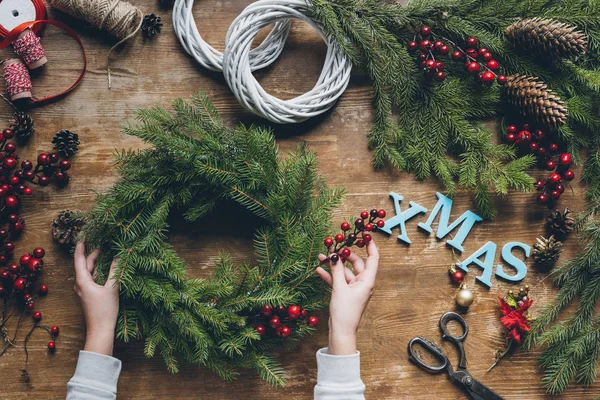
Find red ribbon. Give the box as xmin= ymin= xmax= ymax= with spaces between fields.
xmin=0 ymin=20 xmax=86 ymax=105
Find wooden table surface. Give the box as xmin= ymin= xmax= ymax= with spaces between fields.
xmin=0 ymin=1 xmax=597 ymax=399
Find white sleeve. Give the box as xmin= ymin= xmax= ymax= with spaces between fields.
xmin=66 ymin=351 xmax=122 ymax=399
xmin=314 ymin=348 xmax=366 ymax=399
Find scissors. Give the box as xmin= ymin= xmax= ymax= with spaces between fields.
xmin=408 ymin=312 xmax=505 ymax=400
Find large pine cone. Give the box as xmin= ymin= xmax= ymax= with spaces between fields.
xmin=504 ymin=74 xmax=568 ymax=127
xmin=51 ymin=210 xmax=85 ymax=246
xmin=505 ymin=18 xmax=587 ymax=58
xmin=546 ymin=208 xmax=576 ymax=237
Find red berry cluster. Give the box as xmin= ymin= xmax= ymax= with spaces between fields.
xmin=0 ymin=244 xmax=59 ymax=375
xmin=505 ymin=123 xmax=574 ymax=205
xmin=407 ymin=26 xmax=506 ymax=85
xmin=255 ymin=305 xmax=318 ymax=339
xmin=29 ymin=152 xmax=72 ymax=187
xmin=324 ymin=209 xmax=386 ymax=263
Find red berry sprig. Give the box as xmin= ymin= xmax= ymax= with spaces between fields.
xmin=504 ymin=123 xmax=574 ymax=206
xmin=407 ymin=27 xmax=506 ymax=85
xmin=28 ymin=152 xmax=72 ymax=187
xmin=255 ymin=304 xmax=318 ymax=339
xmin=0 ymin=245 xmax=57 ymax=383
xmin=323 ymin=209 xmax=386 ymax=263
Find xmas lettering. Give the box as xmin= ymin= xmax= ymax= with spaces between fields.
xmin=380 ymin=192 xmax=530 ymax=288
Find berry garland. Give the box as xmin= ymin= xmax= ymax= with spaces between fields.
xmin=82 ymin=94 xmax=344 ymax=385
xmin=0 ymin=245 xmax=59 ymax=383
xmin=408 ymin=26 xmax=507 ymax=85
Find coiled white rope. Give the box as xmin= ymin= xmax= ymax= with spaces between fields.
xmin=173 ymin=0 xmax=352 ymax=124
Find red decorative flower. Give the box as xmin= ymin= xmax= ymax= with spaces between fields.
xmin=499 ymin=297 xmax=532 ymax=344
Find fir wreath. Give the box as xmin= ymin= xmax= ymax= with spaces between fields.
xmin=82 ymin=94 xmax=344 ymax=385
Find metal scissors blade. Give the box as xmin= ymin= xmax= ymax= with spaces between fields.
xmin=462 ymin=377 xmax=506 ymax=400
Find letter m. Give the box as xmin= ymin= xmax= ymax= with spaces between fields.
xmin=417 ymin=192 xmax=483 ymax=253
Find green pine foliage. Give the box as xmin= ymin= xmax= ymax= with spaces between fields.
xmin=82 ymin=94 xmax=344 ymax=385
xmin=309 ymin=0 xmax=600 ymax=393
xmin=310 ymin=0 xmax=600 ymax=219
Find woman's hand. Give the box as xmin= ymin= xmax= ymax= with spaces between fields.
xmin=316 ymin=239 xmax=379 ymax=355
xmin=74 ymin=242 xmax=120 ymax=356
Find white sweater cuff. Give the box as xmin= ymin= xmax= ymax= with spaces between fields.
xmin=67 ymin=351 xmax=121 ymax=399
xmin=315 ymin=347 xmax=365 ymax=399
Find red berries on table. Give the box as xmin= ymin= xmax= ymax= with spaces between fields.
xmin=47 ymin=341 xmax=56 ymax=352
xmin=2 ymin=128 xmax=14 ymax=139
xmin=14 ymin=277 xmax=26 ymax=291
xmin=466 ymin=37 xmax=478 ymax=47
xmin=486 ymin=60 xmax=499 ymax=70
xmin=564 ymin=170 xmax=575 ymax=181
xmin=307 ymin=316 xmax=319 ymax=327
xmin=559 ymin=153 xmax=572 ymax=166
xmin=537 ymin=194 xmax=549 ymax=205
xmin=33 ymin=247 xmax=45 ymax=258
xmin=39 ymin=284 xmax=48 ymax=295
xmin=466 ymin=62 xmax=480 ymax=73
xmin=335 ymin=233 xmax=345 ymax=243
xmin=37 ymin=153 xmax=50 ymax=165
xmin=279 ymin=326 xmax=291 ymax=338
xmin=420 ymin=25 xmax=431 ymax=36
xmin=377 ymin=220 xmax=385 ymax=228
xmin=546 ymin=160 xmax=556 ymax=171
xmin=329 ymin=253 xmax=340 ymax=263
xmin=360 ymin=211 xmax=369 ymax=219
xmin=408 ymin=41 xmax=418 ymax=51
xmin=341 ymin=222 xmax=351 ymax=231
xmin=548 ymin=173 xmax=561 ymax=184
xmin=452 ymin=50 xmax=463 ymax=61
xmin=535 ymin=180 xmax=545 ymax=190
xmin=341 ymin=248 xmax=351 ymax=258
xmin=33 ymin=311 xmax=42 ymax=321
xmin=255 ymin=325 xmax=266 ymax=336
xmin=377 ymin=209 xmax=386 ymax=218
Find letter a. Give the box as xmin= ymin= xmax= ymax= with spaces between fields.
xmin=380 ymin=192 xmax=427 ymax=245
xmin=456 ymin=241 xmax=497 ymax=288
xmin=417 ymin=192 xmax=483 ymax=253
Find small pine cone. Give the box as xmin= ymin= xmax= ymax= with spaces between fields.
xmin=532 ymin=235 xmax=563 ymax=268
xmin=51 ymin=210 xmax=85 ymax=246
xmin=9 ymin=111 xmax=34 ymax=142
xmin=142 ymin=14 xmax=163 ymax=38
xmin=546 ymin=208 xmax=576 ymax=238
xmin=52 ymin=130 xmax=80 ymax=157
xmin=505 ymin=18 xmax=588 ymax=58
xmin=504 ymin=74 xmax=568 ymax=127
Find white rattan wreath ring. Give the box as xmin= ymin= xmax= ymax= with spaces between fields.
xmin=173 ymin=0 xmax=352 ymax=124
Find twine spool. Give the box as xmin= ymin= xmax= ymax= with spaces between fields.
xmin=46 ymin=0 xmax=143 ymax=87
xmin=3 ymin=58 xmax=32 ymax=102
xmin=12 ymin=28 xmax=47 ymax=69
xmin=173 ymin=0 xmax=352 ymax=124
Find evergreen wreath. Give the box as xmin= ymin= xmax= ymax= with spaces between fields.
xmin=81 ymin=94 xmax=344 ymax=385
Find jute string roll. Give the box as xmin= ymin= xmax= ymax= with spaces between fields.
xmin=47 ymin=0 xmax=143 ymax=87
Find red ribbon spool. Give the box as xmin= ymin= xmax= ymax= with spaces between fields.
xmin=0 ymin=0 xmax=46 ymax=38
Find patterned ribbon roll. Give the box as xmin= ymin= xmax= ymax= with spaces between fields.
xmin=3 ymin=58 xmax=32 ymax=101
xmin=0 ymin=20 xmax=87 ymax=106
xmin=12 ymin=28 xmax=47 ymax=69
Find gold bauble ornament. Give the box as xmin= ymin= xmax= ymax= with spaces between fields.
xmin=455 ymin=283 xmax=474 ymax=308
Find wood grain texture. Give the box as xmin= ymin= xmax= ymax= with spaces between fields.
xmin=0 ymin=0 xmax=597 ymax=398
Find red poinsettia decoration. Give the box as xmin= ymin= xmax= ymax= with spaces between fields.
xmin=499 ymin=297 xmax=533 ymax=344
xmin=488 ymin=286 xmax=533 ymax=372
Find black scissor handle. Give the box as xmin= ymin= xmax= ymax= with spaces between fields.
xmin=408 ymin=337 xmax=449 ymax=372
xmin=439 ymin=312 xmax=468 ymax=369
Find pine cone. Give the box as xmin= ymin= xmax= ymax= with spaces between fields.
xmin=51 ymin=210 xmax=85 ymax=246
xmin=532 ymin=235 xmax=563 ymax=268
xmin=9 ymin=111 xmax=34 ymax=142
xmin=505 ymin=18 xmax=588 ymax=58
xmin=504 ymin=74 xmax=568 ymax=127
xmin=142 ymin=14 xmax=162 ymax=38
xmin=546 ymin=208 xmax=576 ymax=237
xmin=52 ymin=130 xmax=80 ymax=157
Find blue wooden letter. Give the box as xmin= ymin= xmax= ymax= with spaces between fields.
xmin=495 ymin=242 xmax=530 ymax=282
xmin=457 ymin=241 xmax=497 ymax=288
xmin=380 ymin=192 xmax=428 ymax=244
xmin=417 ymin=192 xmax=483 ymax=253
